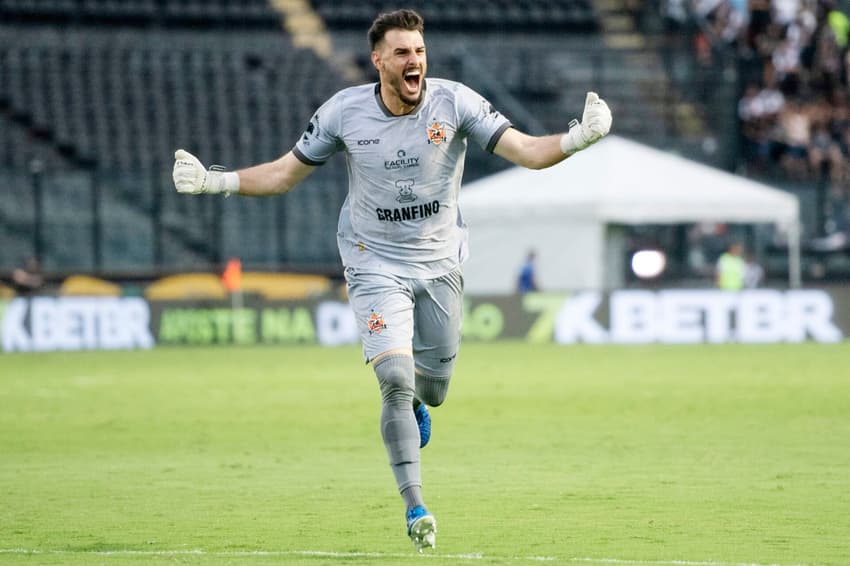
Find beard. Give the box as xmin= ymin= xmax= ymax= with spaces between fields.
xmin=400 ymin=90 xmax=422 ymax=106
xmin=387 ymin=70 xmax=423 ymax=107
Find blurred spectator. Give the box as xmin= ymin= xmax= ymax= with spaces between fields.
xmin=716 ymin=242 xmax=746 ymax=289
xmin=772 ymin=36 xmax=803 ymax=93
xmin=808 ymin=122 xmax=837 ymax=177
xmin=777 ymin=98 xmax=811 ymax=178
xmin=772 ymin=0 xmax=800 ymax=28
xmin=516 ymin=250 xmax=540 ymax=293
xmin=743 ymin=252 xmax=765 ymax=287
xmin=824 ymin=181 xmax=850 ymax=235
xmin=738 ymin=79 xmax=784 ymax=171
xmin=11 ymin=257 xmax=44 ymax=296
xmin=678 ymin=0 xmax=849 ymax=198
xmin=827 ymin=4 xmax=849 ymax=49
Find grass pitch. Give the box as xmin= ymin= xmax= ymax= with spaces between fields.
xmin=1 ymin=343 xmax=849 ymax=565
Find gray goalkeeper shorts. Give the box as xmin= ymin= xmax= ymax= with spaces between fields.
xmin=344 ymin=266 xmax=463 ymax=378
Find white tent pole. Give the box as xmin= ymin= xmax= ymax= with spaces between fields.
xmin=788 ymin=220 xmax=802 ymax=289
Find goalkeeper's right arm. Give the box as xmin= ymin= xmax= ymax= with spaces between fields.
xmin=172 ymin=150 xmax=316 ymax=196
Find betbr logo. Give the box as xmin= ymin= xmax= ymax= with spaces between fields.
xmin=553 ymin=290 xmax=843 ymax=344
xmin=2 ymin=297 xmax=155 ymax=352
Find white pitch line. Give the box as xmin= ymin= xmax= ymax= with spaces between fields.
xmin=0 ymin=549 xmax=816 ymax=565
xmin=569 ymin=558 xmax=813 ymax=566
xmin=0 ymin=549 xmax=534 ymax=561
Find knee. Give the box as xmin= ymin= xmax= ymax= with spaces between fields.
xmin=374 ymin=354 xmax=415 ymax=403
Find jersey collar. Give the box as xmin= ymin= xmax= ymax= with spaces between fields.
xmin=373 ymin=80 xmax=428 ymax=117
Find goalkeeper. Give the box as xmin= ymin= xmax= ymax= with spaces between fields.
xmin=173 ymin=8 xmax=611 ymax=552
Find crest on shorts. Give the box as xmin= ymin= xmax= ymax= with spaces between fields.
xmin=366 ymin=311 xmax=387 ymax=335
xmin=426 ymin=121 xmax=446 ymax=145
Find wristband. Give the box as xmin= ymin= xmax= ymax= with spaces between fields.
xmin=207 ymin=166 xmax=240 ymax=195
xmin=222 ymin=171 xmax=240 ymax=195
xmin=559 ymin=119 xmax=583 ymax=155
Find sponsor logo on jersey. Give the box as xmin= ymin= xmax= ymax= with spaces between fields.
xmin=395 ymin=179 xmax=417 ymax=203
xmin=357 ymin=138 xmax=381 ymax=145
xmin=426 ymin=121 xmax=447 ymax=145
xmin=384 ymin=149 xmax=420 ymax=170
xmin=376 ymin=201 xmax=441 ymax=222
xmin=366 ymin=311 xmax=387 ymax=335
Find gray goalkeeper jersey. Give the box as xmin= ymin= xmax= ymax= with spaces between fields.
xmin=293 ymin=78 xmax=512 ymax=279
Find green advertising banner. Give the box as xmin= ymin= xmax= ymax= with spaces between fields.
xmin=2 ymin=288 xmax=849 ymax=352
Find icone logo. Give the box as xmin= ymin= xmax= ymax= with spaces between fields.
xmin=357 ymin=139 xmax=381 ymax=145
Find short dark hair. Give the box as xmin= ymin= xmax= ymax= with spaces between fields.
xmin=368 ymin=9 xmax=424 ymax=51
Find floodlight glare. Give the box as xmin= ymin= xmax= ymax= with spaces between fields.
xmin=631 ymin=250 xmax=666 ymax=279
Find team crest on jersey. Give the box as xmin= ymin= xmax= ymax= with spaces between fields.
xmin=426 ymin=121 xmax=446 ymax=145
xmin=366 ymin=312 xmax=387 ymax=335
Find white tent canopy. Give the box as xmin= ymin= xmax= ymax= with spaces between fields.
xmin=459 ymin=135 xmax=801 ymax=293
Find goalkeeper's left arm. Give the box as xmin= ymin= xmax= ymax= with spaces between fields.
xmin=492 ymin=91 xmax=612 ymax=170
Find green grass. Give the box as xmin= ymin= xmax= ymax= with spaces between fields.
xmin=1 ymin=343 xmax=849 ymax=565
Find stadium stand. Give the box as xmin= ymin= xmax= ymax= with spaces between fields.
xmin=309 ymin=0 xmax=598 ymax=32
xmin=4 ymin=0 xmax=845 ymax=282
xmin=0 ymin=0 xmax=732 ymax=281
xmin=0 ymin=26 xmax=343 ymax=171
xmin=0 ymin=21 xmax=352 ymax=274
xmin=678 ymin=0 xmax=850 ymax=272
xmin=0 ymin=0 xmax=282 ymax=27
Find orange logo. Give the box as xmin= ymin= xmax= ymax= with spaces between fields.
xmin=426 ymin=122 xmax=446 ymax=145
xmin=367 ymin=312 xmax=387 ymax=334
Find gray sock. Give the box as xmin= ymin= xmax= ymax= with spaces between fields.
xmin=401 ymin=485 xmax=425 ymax=511
xmin=374 ymin=354 xmax=421 ymax=494
xmin=415 ymin=373 xmax=451 ymax=407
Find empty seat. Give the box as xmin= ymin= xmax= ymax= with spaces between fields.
xmin=60 ymin=274 xmax=123 ymax=296
xmin=144 ymin=273 xmax=227 ymax=301
xmin=240 ymin=272 xmax=332 ymax=300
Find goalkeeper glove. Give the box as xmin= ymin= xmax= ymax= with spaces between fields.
xmin=172 ymin=149 xmax=240 ymax=195
xmin=559 ymin=92 xmax=613 ymax=155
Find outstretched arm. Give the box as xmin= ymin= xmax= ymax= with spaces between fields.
xmin=493 ymin=130 xmax=569 ymax=170
xmin=173 ymin=150 xmax=316 ymax=196
xmin=493 ymin=92 xmax=612 ymax=170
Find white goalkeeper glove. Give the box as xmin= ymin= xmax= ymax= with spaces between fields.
xmin=172 ymin=149 xmax=240 ymax=195
xmin=559 ymin=92 xmax=613 ymax=155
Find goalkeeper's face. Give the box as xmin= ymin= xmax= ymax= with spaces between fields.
xmin=372 ymin=29 xmax=427 ymax=109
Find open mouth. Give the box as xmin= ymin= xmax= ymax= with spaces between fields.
xmin=403 ymin=69 xmax=421 ymax=91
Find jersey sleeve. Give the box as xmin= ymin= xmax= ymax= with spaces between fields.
xmin=456 ymin=84 xmax=512 ymax=153
xmin=292 ymin=92 xmax=346 ymax=166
